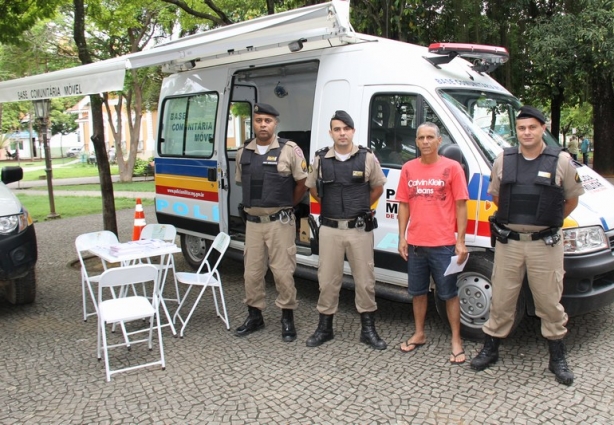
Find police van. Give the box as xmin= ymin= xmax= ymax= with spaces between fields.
xmin=1 ymin=1 xmax=612 ymax=338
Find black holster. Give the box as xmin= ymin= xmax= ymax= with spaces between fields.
xmin=363 ymin=210 xmax=378 ymax=232
xmin=238 ymin=203 xmax=247 ymax=224
xmin=489 ymin=216 xmax=509 ymax=246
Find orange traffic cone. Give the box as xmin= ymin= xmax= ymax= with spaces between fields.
xmin=132 ymin=198 xmax=146 ymax=240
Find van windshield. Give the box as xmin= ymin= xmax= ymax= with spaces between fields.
xmin=439 ymin=89 xmax=560 ymax=165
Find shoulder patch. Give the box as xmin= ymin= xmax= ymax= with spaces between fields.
xmin=294 ymin=146 xmax=305 ymax=159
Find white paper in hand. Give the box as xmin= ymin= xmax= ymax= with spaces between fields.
xmin=444 ymin=253 xmax=470 ymax=276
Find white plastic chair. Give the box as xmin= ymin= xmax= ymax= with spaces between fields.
xmin=173 ymin=232 xmax=231 ymax=337
xmin=139 ymin=224 xmax=180 ymax=304
xmin=97 ymin=264 xmax=165 ymax=381
xmin=75 ymin=231 xmax=119 ymax=321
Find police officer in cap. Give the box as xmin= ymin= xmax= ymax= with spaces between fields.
xmin=305 ymin=110 xmax=387 ymax=350
xmin=471 ymin=105 xmax=584 ymax=386
xmin=235 ymin=103 xmax=308 ymax=341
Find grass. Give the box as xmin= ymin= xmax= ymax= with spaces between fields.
xmin=50 ymin=181 xmax=155 ymax=192
xmin=8 ymin=158 xmax=154 ymax=221
xmin=20 ymin=163 xmax=120 ymax=181
xmin=16 ymin=194 xmax=155 ymax=222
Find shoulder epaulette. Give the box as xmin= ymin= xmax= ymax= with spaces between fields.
xmin=357 ymin=145 xmax=372 ymax=153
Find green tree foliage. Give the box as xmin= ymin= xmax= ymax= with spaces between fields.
xmin=525 ymin=0 xmax=614 ymax=174
xmin=0 ymin=0 xmax=67 ymax=44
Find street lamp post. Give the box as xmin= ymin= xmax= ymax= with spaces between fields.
xmin=33 ymin=99 xmax=60 ymax=220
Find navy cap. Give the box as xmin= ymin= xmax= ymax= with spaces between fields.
xmin=331 ymin=110 xmax=354 ymax=129
xmin=254 ymin=103 xmax=279 ymax=117
xmin=517 ymin=105 xmax=546 ymax=124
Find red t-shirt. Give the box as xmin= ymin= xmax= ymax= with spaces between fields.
xmin=396 ymin=156 xmax=469 ymax=246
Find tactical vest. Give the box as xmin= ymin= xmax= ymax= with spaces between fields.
xmin=318 ymin=146 xmax=371 ymax=219
xmin=240 ymin=138 xmax=295 ymax=208
xmin=496 ymin=146 xmax=565 ymax=227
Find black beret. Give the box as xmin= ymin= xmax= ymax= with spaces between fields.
xmin=331 ymin=110 xmax=354 ymax=129
xmin=254 ymin=103 xmax=279 ymax=117
xmin=517 ymin=105 xmax=546 ymax=124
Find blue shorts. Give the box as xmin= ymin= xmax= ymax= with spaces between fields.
xmin=407 ymin=245 xmax=458 ymax=301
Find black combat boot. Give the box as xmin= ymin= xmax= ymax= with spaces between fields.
xmin=548 ymin=339 xmax=574 ymax=386
xmin=235 ymin=306 xmax=264 ymax=337
xmin=281 ymin=309 xmax=297 ymax=342
xmin=470 ymin=334 xmax=500 ymax=371
xmin=359 ymin=312 xmax=387 ymax=350
xmin=306 ymin=314 xmax=334 ymax=347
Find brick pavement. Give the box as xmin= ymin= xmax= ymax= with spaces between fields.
xmin=0 ymin=207 xmax=613 ymax=424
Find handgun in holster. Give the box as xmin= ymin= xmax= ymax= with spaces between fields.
xmin=363 ymin=209 xmax=378 ymax=232
xmin=489 ymin=215 xmax=510 ymax=246
xmin=238 ymin=203 xmax=247 ymax=224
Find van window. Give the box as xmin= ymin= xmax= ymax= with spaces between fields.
xmin=159 ymin=93 xmax=219 ymax=157
xmin=226 ymin=102 xmax=253 ymax=151
xmin=368 ymin=94 xmax=453 ymax=167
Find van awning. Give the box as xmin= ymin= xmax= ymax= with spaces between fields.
xmin=0 ymin=0 xmax=354 ymax=103
xmin=0 ymin=58 xmax=126 ymax=103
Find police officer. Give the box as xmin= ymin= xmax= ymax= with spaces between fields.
xmin=234 ymin=103 xmax=308 ymax=342
xmin=305 ymin=110 xmax=387 ymax=350
xmin=470 ymin=106 xmax=585 ymax=386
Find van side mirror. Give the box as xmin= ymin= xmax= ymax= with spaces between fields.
xmin=438 ymin=144 xmax=469 ymax=184
xmin=1 ymin=166 xmax=24 ymax=185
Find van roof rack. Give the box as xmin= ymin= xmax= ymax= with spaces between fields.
xmin=424 ymin=42 xmax=509 ymax=73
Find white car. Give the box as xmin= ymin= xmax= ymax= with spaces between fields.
xmin=65 ymin=146 xmax=83 ymax=157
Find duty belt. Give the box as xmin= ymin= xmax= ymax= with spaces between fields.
xmin=507 ymin=227 xmax=560 ymax=241
xmin=245 ymin=209 xmax=292 ymax=224
xmin=320 ymin=217 xmax=359 ymax=230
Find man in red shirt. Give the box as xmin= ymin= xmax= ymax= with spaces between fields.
xmin=396 ymin=122 xmax=469 ymax=364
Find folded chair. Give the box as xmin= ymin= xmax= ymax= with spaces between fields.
xmin=138 ymin=224 xmax=180 ymax=304
xmin=97 ymin=264 xmax=165 ymax=381
xmin=173 ymin=232 xmax=231 ymax=337
xmin=75 ymin=231 xmax=119 ymax=321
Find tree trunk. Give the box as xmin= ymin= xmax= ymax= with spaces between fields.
xmin=90 ymin=95 xmax=118 ymax=234
xmin=590 ymin=75 xmax=614 ymax=175
xmin=73 ymin=0 xmax=118 ymax=235
xmin=550 ymin=87 xmax=564 ymax=141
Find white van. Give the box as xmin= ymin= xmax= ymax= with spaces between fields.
xmin=143 ymin=1 xmax=614 ymax=339
xmin=0 ymin=166 xmax=37 ymax=304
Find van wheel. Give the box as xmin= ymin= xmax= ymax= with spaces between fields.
xmin=434 ymin=252 xmax=524 ymax=341
xmin=180 ymin=234 xmax=208 ymax=270
xmin=5 ymin=269 xmax=36 ymax=305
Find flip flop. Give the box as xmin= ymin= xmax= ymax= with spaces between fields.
xmin=450 ymin=350 xmax=466 ymax=365
xmin=400 ymin=340 xmax=425 ymax=353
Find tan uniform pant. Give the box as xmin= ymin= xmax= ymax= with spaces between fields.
xmin=316 ymin=225 xmax=377 ymax=315
xmin=243 ymin=219 xmax=298 ymax=310
xmin=483 ymin=231 xmax=568 ymax=340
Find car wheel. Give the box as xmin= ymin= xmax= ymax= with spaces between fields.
xmin=5 ymin=269 xmax=36 ymax=305
xmin=434 ymin=251 xmax=525 ymax=341
xmin=180 ymin=234 xmax=208 ymax=270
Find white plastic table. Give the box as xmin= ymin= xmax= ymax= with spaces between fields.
xmin=89 ymin=240 xmax=182 ymax=336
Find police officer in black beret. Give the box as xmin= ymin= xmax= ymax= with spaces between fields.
xmin=304 ymin=110 xmax=387 ymax=350
xmin=235 ymin=102 xmax=308 ymax=341
xmin=471 ymin=105 xmax=585 ymax=386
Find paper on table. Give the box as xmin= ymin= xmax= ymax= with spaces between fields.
xmin=444 ymin=253 xmax=470 ymax=276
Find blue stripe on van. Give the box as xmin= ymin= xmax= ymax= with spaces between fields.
xmin=155 ymin=157 xmax=217 ymax=178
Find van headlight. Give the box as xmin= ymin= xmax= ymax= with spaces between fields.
xmin=0 ymin=210 xmax=30 ymax=235
xmin=563 ymin=226 xmax=608 ymax=254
